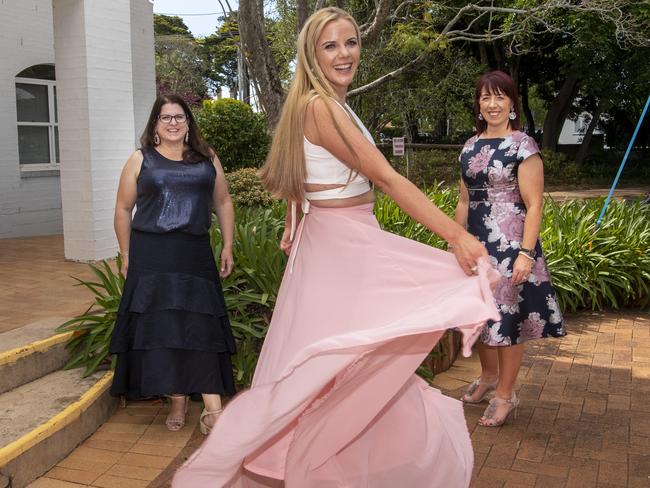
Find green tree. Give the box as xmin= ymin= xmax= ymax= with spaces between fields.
xmin=238 ymin=0 xmax=648 ymax=133
xmin=153 ymin=14 xmax=192 ymax=37
xmin=201 ymin=14 xmax=240 ymax=98
xmin=153 ymin=14 xmax=208 ymax=105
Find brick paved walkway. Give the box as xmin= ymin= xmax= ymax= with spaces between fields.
xmin=27 ymin=400 xmax=203 ymax=488
xmin=0 ymin=235 xmax=95 ymax=334
xmin=433 ymin=310 xmax=650 ymax=488
xmin=18 ymin=311 xmax=650 ymax=488
xmin=546 ymin=186 xmax=649 ymax=202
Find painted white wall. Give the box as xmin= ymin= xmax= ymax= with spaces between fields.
xmin=0 ymin=0 xmax=62 ymax=238
xmin=0 ymin=0 xmax=155 ymax=247
xmin=130 ymin=0 xmax=156 ymax=146
xmin=53 ymin=0 xmax=155 ymax=261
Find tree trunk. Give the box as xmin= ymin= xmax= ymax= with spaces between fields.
xmin=242 ymin=65 xmax=251 ymax=104
xmin=492 ymin=40 xmax=506 ymax=71
xmin=576 ymin=103 xmax=603 ymax=165
xmin=359 ymin=0 xmax=392 ymax=44
xmin=471 ymin=24 xmax=490 ymax=67
xmin=520 ymin=73 xmax=535 ymax=136
xmin=478 ymin=41 xmax=490 ymax=67
xmin=238 ymin=1 xmax=284 ymax=127
xmin=509 ymin=56 xmax=520 ymax=94
xmin=542 ymin=74 xmax=579 ymax=151
xmin=297 ymin=0 xmax=310 ymax=33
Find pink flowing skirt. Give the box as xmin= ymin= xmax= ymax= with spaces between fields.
xmin=173 ymin=203 xmax=500 ymax=488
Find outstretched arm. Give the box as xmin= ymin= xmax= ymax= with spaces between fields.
xmin=305 ymin=97 xmax=487 ymax=275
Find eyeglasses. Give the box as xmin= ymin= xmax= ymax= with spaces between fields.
xmin=158 ymin=114 xmax=188 ymax=124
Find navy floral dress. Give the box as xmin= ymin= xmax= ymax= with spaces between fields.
xmin=459 ymin=131 xmax=566 ymax=346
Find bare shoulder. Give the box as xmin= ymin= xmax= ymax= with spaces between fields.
xmin=210 ymin=151 xmax=225 ymax=176
xmin=520 ymin=152 xmax=543 ymax=167
xmin=305 ymin=95 xmax=354 ymax=145
xmin=124 ymin=149 xmax=144 ymax=172
xmin=210 ymin=150 xmax=221 ymax=166
xmin=307 ymin=95 xmax=345 ymax=121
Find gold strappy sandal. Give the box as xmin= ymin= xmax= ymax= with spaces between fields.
xmin=199 ymin=407 xmax=223 ymax=435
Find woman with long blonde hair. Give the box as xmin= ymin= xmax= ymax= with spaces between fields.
xmin=174 ymin=8 xmax=499 ymax=487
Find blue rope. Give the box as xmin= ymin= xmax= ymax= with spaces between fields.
xmin=596 ymin=94 xmax=650 ymax=228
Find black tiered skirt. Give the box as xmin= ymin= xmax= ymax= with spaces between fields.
xmin=109 ymin=230 xmax=236 ymax=398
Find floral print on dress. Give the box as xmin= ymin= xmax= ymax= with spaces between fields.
xmin=461 ymin=131 xmax=566 ymax=346
xmin=466 ymin=144 xmax=496 ymax=177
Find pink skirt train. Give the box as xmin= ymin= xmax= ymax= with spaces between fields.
xmin=172 ymin=203 xmax=500 ymax=487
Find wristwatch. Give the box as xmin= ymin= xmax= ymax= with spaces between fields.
xmin=520 ymin=247 xmax=536 ymax=259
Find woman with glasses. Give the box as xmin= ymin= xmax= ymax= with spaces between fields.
xmin=109 ymin=94 xmax=236 ymax=435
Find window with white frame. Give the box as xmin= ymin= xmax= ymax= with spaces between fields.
xmin=15 ymin=64 xmax=59 ymax=169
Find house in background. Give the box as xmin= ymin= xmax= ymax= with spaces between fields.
xmin=1 ymin=0 xmax=155 ymax=260
xmin=558 ymin=112 xmax=604 ymax=146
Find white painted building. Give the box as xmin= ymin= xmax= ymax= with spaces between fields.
xmin=0 ymin=0 xmax=155 ymax=260
xmin=559 ymin=112 xmax=604 ymax=146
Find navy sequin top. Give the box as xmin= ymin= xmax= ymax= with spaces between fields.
xmin=131 ymin=147 xmax=216 ymax=235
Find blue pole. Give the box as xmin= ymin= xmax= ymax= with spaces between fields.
xmin=596 ymin=94 xmax=650 ymax=228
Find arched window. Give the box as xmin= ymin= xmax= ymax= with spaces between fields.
xmin=15 ymin=64 xmax=59 ymax=168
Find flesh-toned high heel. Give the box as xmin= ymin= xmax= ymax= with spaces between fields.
xmin=461 ymin=377 xmax=498 ymax=404
xmin=200 ymin=407 xmax=223 ymax=435
xmin=165 ymin=395 xmax=188 ymax=431
xmin=477 ymin=392 xmax=519 ymax=427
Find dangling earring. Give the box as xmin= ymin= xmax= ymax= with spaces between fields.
xmin=478 ymin=113 xmax=484 ymax=121
xmin=154 ymin=132 xmax=160 ymax=145
xmin=185 ymin=131 xmax=189 ymax=143
xmin=508 ymin=108 xmax=517 ymax=120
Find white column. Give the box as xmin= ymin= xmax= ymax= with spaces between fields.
xmin=52 ymin=0 xmax=154 ymax=261
xmin=130 ymin=0 xmax=156 ymax=145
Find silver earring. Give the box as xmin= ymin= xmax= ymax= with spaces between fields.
xmin=185 ymin=131 xmax=189 ymax=143
xmin=509 ymin=109 xmax=517 ymax=120
xmin=478 ymin=113 xmax=484 ymax=121
xmin=154 ymin=132 xmax=160 ymax=145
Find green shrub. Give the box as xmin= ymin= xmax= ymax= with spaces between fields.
xmin=374 ymin=182 xmax=458 ymax=249
xmin=386 ymin=149 xmax=460 ymax=188
xmin=375 ymin=187 xmax=650 ymax=312
xmin=225 ymin=168 xmax=274 ymax=208
xmin=210 ymin=203 xmax=287 ymax=387
xmin=195 ymin=98 xmax=270 ymax=171
xmin=541 ymin=198 xmax=650 ymax=312
xmin=541 ymin=149 xmax=580 ymax=183
xmin=56 ymin=257 xmax=125 ymax=376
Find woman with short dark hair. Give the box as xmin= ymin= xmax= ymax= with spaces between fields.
xmin=457 ymin=71 xmax=566 ymax=426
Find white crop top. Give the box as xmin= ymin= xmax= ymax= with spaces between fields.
xmin=303 ymin=99 xmax=373 ymax=201
xmin=289 ymin=100 xmax=375 ymax=273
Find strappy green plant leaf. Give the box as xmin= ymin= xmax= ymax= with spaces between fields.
xmin=56 ymin=255 xmax=125 ymax=377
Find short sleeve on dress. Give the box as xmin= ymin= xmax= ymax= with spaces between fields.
xmin=517 ymin=135 xmax=540 ymax=162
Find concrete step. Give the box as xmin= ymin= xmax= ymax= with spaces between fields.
xmin=0 ymin=320 xmax=117 ymax=487
xmin=0 ymin=318 xmax=73 ymax=394
xmin=0 ymin=368 xmax=116 ymax=488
